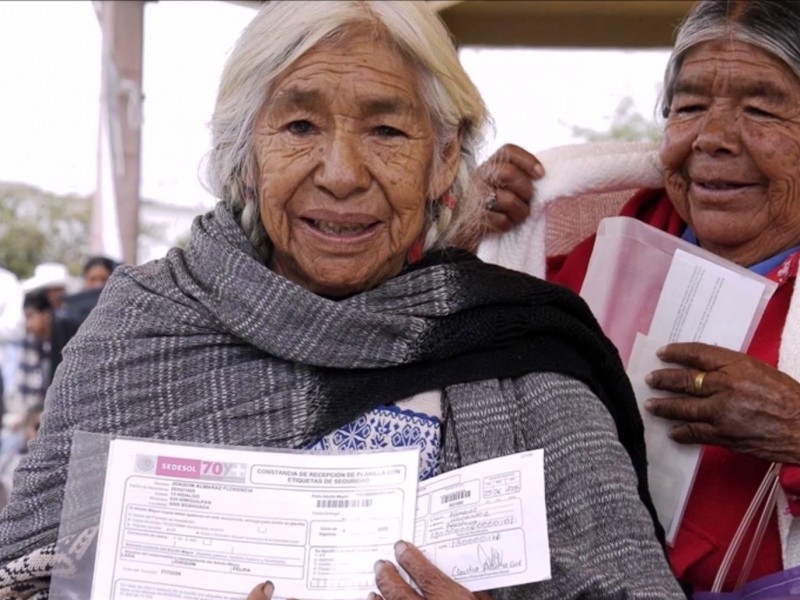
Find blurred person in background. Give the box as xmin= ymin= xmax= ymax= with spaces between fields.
xmin=20 ymin=263 xmax=71 ymax=313
xmin=0 ymin=404 xmax=42 ymax=510
xmin=16 ymin=264 xmax=72 ymax=415
xmin=0 ymin=268 xmax=23 ymax=426
xmin=80 ymin=255 xmax=118 ymax=291
xmin=58 ymin=255 xmax=121 ymax=326
xmin=17 ymin=292 xmax=53 ymax=412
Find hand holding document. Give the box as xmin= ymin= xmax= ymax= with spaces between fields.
xmin=90 ymin=439 xmax=421 ymax=600
xmin=414 ymin=450 xmax=550 ymax=592
xmin=581 ymin=218 xmax=777 ymax=544
xmin=68 ymin=436 xmax=550 ymax=600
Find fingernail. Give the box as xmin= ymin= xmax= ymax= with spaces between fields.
xmin=645 ymin=373 xmax=654 ymax=385
xmin=262 ymin=581 xmax=274 ymax=596
xmin=374 ymin=559 xmax=386 ymax=575
xmin=367 ymin=593 xmax=379 ymax=600
xmin=644 ymin=399 xmax=654 ymax=412
xmin=394 ymin=540 xmax=408 ymax=557
xmin=656 ymin=345 xmax=667 ymax=357
xmin=533 ymin=163 xmax=545 ymax=178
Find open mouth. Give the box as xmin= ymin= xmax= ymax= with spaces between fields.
xmin=303 ymin=218 xmax=378 ymax=237
xmin=694 ymin=180 xmax=753 ymax=191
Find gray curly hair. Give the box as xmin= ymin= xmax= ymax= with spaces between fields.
xmin=204 ymin=0 xmax=488 ymax=261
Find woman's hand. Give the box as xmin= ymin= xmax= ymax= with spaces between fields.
xmin=246 ymin=581 xmax=282 ymax=600
xmin=243 ymin=541 xmax=492 ymax=600
xmin=644 ymin=342 xmax=800 ymax=464
xmin=372 ymin=540 xmax=492 ymax=600
xmin=475 ymin=144 xmax=544 ymax=233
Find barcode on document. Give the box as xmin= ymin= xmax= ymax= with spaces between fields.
xmin=441 ymin=490 xmax=471 ymax=504
xmin=316 ymin=498 xmax=374 ymax=509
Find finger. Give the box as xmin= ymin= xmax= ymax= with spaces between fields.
xmin=484 ymin=210 xmax=516 ymax=233
xmin=480 ymin=160 xmax=535 ymax=203
xmin=656 ymin=342 xmax=741 ymax=371
xmin=394 ymin=541 xmax=472 ymax=598
xmin=374 ymin=559 xmax=423 ymax=600
xmin=644 ymin=395 xmax=718 ymax=424
xmin=490 ymin=189 xmax=530 ymax=224
xmin=246 ymin=581 xmax=273 ymax=600
xmin=489 ymin=144 xmax=545 ymax=179
xmin=667 ymin=421 xmax=722 ymax=446
xmin=493 ymin=161 xmax=536 ymax=201
xmin=646 ymin=367 xmax=717 ymax=397
xmin=367 ymin=593 xmax=385 ymax=600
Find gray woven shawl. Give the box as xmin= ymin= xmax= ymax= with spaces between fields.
xmin=0 ymin=200 xmax=658 ymax=569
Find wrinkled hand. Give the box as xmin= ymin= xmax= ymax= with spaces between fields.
xmin=372 ymin=541 xmax=493 ymax=600
xmin=475 ymin=143 xmax=544 ymax=233
xmin=244 ymin=543 xmax=492 ymax=600
xmin=645 ymin=342 xmax=800 ymax=464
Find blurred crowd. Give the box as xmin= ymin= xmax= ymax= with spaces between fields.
xmin=0 ymin=256 xmax=118 ymax=507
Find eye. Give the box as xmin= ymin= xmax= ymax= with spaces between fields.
xmin=673 ymin=103 xmax=705 ymax=115
xmin=745 ymin=106 xmax=775 ymax=118
xmin=286 ymin=120 xmax=316 ymax=135
xmin=373 ymin=125 xmax=406 ymax=138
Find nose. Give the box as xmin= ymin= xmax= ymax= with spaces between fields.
xmin=313 ymin=130 xmax=370 ymax=200
xmin=691 ymin=105 xmax=741 ymax=156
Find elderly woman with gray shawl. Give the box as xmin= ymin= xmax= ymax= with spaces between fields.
xmin=0 ymin=2 xmax=682 ymax=599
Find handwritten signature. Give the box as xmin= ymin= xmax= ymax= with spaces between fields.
xmin=478 ymin=544 xmax=504 ymax=572
xmin=451 ymin=544 xmax=523 ymax=578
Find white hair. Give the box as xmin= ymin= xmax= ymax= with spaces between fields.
xmin=204 ymin=0 xmax=488 ymax=261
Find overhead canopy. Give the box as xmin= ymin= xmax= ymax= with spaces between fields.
xmin=230 ymin=0 xmax=696 ymax=49
xmin=433 ymin=0 xmax=695 ymax=49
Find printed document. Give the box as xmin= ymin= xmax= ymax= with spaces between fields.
xmin=628 ymin=332 xmax=703 ymax=544
xmin=648 ymin=249 xmax=766 ymax=346
xmin=628 ymin=249 xmax=769 ymax=544
xmin=89 ymin=439 xmax=551 ymax=599
xmin=414 ymin=450 xmax=551 ymax=591
xmin=90 ymin=439 xmax=420 ymax=600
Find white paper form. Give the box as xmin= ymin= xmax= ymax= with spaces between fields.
xmin=631 ymin=250 xmax=769 ymax=544
xmin=627 ymin=333 xmax=703 ymax=544
xmin=649 ymin=249 xmax=767 ymax=347
xmin=90 ymin=438 xmax=420 ymax=600
xmin=413 ymin=450 xmax=550 ymax=591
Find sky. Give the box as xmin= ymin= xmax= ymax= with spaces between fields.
xmin=0 ymin=1 xmax=671 ymax=254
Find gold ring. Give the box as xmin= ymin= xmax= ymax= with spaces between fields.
xmin=692 ymin=370 xmax=707 ymax=395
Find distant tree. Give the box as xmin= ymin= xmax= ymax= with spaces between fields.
xmin=0 ymin=183 xmax=91 ymax=278
xmin=571 ymin=96 xmax=662 ymax=143
xmin=0 ymin=182 xmax=169 ymax=279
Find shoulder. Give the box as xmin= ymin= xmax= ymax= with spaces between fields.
xmin=510 ymin=371 xmax=621 ymax=443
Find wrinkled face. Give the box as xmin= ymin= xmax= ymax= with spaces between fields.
xmin=253 ymin=32 xmax=454 ymax=297
xmin=83 ymin=264 xmax=111 ymax=290
xmin=660 ymin=40 xmax=800 ymax=266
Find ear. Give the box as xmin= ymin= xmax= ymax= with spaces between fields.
xmin=428 ymin=132 xmax=462 ymax=200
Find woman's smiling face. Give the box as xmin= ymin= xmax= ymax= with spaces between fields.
xmin=660 ymin=39 xmax=800 ymax=266
xmin=253 ymin=31 xmax=454 ymax=297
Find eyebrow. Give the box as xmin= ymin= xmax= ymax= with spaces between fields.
xmin=268 ymin=88 xmax=325 ymax=112
xmin=673 ymin=79 xmax=790 ymax=102
xmin=268 ymin=87 xmax=416 ymax=117
xmin=360 ymin=97 xmax=416 ymax=118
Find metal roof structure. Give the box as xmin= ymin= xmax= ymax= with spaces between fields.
xmin=230 ymin=0 xmax=695 ymax=49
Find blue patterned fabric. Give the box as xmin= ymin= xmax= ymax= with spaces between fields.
xmin=306 ymin=404 xmax=441 ymax=481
